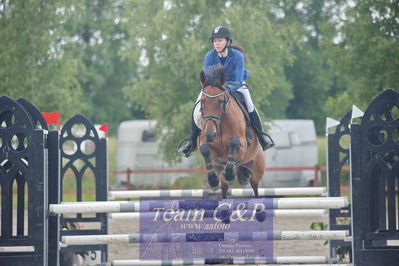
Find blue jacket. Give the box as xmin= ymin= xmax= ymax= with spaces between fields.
xmin=204 ymin=47 xmax=250 ymax=91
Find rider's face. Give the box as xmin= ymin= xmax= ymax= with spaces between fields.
xmin=213 ymin=38 xmax=228 ymax=53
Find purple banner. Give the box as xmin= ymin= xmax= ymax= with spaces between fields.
xmin=139 ymin=198 xmax=273 ymax=259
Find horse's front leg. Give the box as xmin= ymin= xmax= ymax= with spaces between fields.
xmin=199 ymin=144 xmax=219 ymax=189
xmin=225 ymin=136 xmax=241 ymax=185
xmin=221 ymin=182 xmax=229 ymax=199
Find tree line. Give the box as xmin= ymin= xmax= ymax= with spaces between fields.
xmin=1 ymin=0 xmax=398 ymax=162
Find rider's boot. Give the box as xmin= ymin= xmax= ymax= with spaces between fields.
xmin=249 ymin=110 xmax=275 ymax=151
xmin=177 ymin=118 xmax=201 ymax=157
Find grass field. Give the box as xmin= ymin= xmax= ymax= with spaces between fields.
xmin=7 ymin=137 xmax=119 ymax=204
xmin=7 ymin=135 xmax=348 ymax=205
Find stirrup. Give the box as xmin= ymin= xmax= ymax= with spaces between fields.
xmin=176 ymin=137 xmax=190 ymax=151
xmin=176 ymin=137 xmax=192 ymax=156
xmin=261 ymin=132 xmax=275 ymax=150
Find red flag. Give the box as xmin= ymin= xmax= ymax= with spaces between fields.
xmin=42 ymin=111 xmax=61 ymax=125
xmin=99 ymin=122 xmax=108 ymax=136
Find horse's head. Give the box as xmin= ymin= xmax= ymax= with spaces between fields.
xmin=199 ymin=66 xmax=228 ymax=143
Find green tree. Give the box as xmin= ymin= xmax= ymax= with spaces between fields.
xmin=276 ymin=0 xmax=347 ymax=133
xmin=323 ymin=0 xmax=399 ymax=117
xmin=123 ymin=0 xmax=296 ymax=163
xmin=63 ymin=0 xmax=142 ymax=134
xmin=0 ymin=0 xmax=83 ymax=119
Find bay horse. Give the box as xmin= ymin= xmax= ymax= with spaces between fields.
xmin=198 ymin=66 xmax=265 ymax=199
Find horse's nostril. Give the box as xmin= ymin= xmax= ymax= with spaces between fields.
xmin=206 ymin=131 xmax=216 ymax=142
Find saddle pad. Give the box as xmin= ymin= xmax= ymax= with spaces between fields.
xmin=193 ymin=100 xmax=202 ymax=128
xmin=230 ymin=91 xmax=250 ymax=125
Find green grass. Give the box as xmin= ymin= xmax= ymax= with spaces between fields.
xmin=4 ymin=136 xmax=118 ymax=207
xmin=317 ymin=136 xmax=327 ymax=167
xmin=62 ymin=136 xmax=118 ymax=201
xmin=173 ymin=173 xmax=205 ymax=189
xmin=101 ymin=135 xmax=334 ymax=190
xmin=3 ymin=135 xmax=343 ymax=207
xmin=171 ymin=152 xmax=206 ymax=189
xmin=62 ymin=173 xmax=96 ymax=202
xmin=94 ymin=135 xmax=336 ymax=189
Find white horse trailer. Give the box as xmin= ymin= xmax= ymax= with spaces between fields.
xmin=115 ymin=120 xmax=198 ymax=188
xmin=261 ymin=120 xmax=318 ymax=187
xmin=116 ymin=119 xmax=318 ymax=188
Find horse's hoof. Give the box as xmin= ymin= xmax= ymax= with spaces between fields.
xmin=237 ymin=167 xmax=252 ymax=185
xmin=238 ymin=177 xmax=250 ymax=186
xmin=255 ymin=210 xmax=266 ymax=222
xmin=218 ymin=209 xmax=231 ymax=224
xmin=208 ymin=172 xmax=219 ymax=188
xmin=225 ymin=164 xmax=235 ymax=185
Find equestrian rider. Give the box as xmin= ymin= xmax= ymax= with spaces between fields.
xmin=178 ymin=26 xmax=274 ymax=157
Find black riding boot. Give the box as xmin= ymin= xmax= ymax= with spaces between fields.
xmin=177 ymin=118 xmax=201 ymax=157
xmin=249 ymin=110 xmax=275 ymax=151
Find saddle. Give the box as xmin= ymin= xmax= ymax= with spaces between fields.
xmin=230 ymin=91 xmax=250 ymax=124
xmin=230 ymin=91 xmax=253 ymax=144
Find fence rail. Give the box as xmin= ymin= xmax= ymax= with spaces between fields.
xmin=54 ymin=165 xmax=350 ymax=194
xmin=11 ymin=165 xmax=349 ymax=195
xmin=110 ymin=165 xmax=350 ymax=189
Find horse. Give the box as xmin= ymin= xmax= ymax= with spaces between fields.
xmin=197 ymin=67 xmax=265 ymax=199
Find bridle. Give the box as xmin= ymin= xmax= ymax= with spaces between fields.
xmin=200 ymin=85 xmax=229 ymax=133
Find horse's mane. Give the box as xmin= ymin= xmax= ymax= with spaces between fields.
xmin=204 ymin=65 xmax=225 ymax=90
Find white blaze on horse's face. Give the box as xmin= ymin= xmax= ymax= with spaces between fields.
xmin=201 ymin=86 xmax=227 ymax=143
xmin=213 ymin=38 xmax=228 ymax=53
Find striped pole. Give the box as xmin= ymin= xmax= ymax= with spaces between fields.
xmin=109 ymin=187 xmax=328 ymax=199
xmin=50 ymin=197 xmax=349 ymax=214
xmin=111 ymin=256 xmax=350 ymax=265
xmin=111 ymin=259 xmax=351 ymax=266
xmin=108 ymin=209 xmax=328 ymax=220
xmin=61 ymin=230 xmax=350 ymax=245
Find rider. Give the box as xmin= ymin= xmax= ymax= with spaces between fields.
xmin=178 ymin=26 xmax=274 ymax=157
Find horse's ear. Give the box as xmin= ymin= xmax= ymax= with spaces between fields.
xmin=200 ymin=71 xmax=206 ymax=86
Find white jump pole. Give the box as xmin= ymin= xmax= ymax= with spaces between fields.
xmin=111 ymin=256 xmax=330 ymax=265
xmin=61 ymin=230 xmax=350 ymax=245
xmin=108 ymin=187 xmax=328 ymax=199
xmin=111 ymin=260 xmax=351 ymax=266
xmin=50 ymin=197 xmax=349 ymax=214
xmin=108 ymin=209 xmax=328 ymax=220
xmin=110 ymin=257 xmax=355 ymax=266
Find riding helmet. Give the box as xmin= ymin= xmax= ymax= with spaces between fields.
xmin=209 ymin=26 xmax=232 ymax=42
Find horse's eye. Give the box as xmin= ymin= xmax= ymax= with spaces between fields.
xmin=218 ymin=99 xmax=224 ymax=104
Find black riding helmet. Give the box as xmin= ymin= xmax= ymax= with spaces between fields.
xmin=209 ymin=26 xmax=232 ymax=44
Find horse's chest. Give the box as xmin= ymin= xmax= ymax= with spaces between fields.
xmin=208 ymin=140 xmax=228 ymax=158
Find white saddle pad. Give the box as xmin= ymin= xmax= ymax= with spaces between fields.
xmin=193 ymin=101 xmax=202 ymax=128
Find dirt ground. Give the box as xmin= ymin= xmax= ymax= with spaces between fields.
xmin=108 ymin=215 xmax=330 ymax=262
xmin=3 ymin=211 xmax=339 ymax=265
